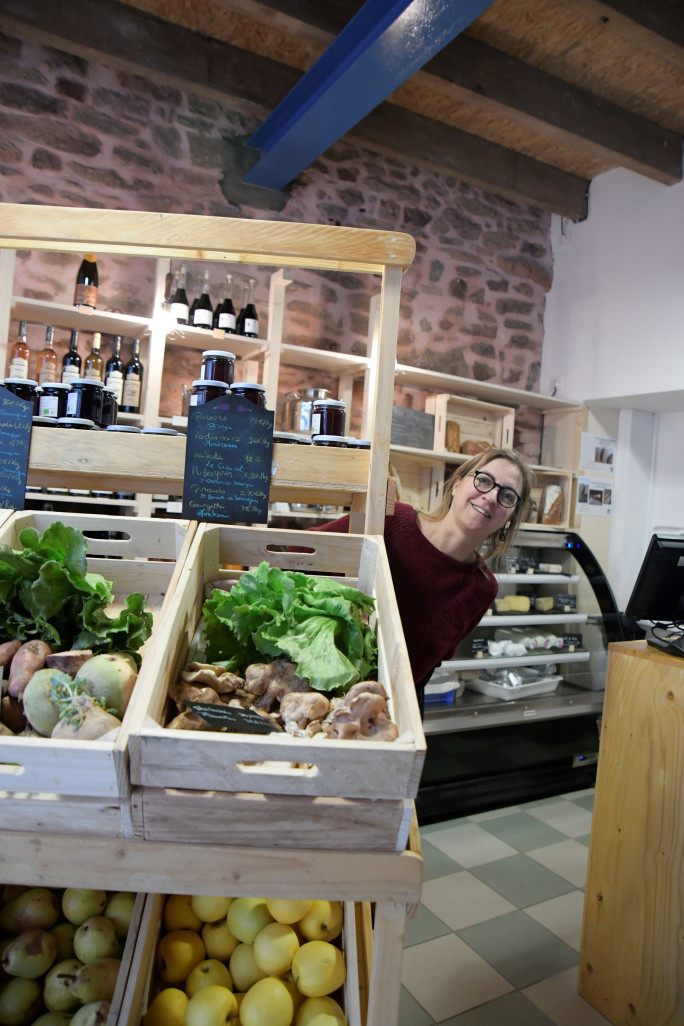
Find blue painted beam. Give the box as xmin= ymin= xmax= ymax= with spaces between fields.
xmin=244 ymin=0 xmax=496 ymax=189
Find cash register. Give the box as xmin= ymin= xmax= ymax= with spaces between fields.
xmin=625 ymin=534 xmax=684 ymax=657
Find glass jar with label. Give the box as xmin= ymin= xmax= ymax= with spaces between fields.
xmin=38 ymin=382 xmax=70 ymax=419
xmin=201 ymin=350 xmax=235 ymax=385
xmin=312 ymin=434 xmax=348 ymax=447
xmin=230 ymin=382 xmax=267 ymax=408
xmin=100 ymin=385 xmax=119 ymax=427
xmin=3 ymin=378 xmax=40 ymax=413
xmin=311 ymin=398 xmax=346 ymax=438
xmin=65 ymin=378 xmax=105 ymax=425
xmin=189 ymin=379 xmax=232 ymax=406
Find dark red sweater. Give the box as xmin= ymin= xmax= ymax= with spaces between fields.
xmin=312 ymin=502 xmax=497 ymax=684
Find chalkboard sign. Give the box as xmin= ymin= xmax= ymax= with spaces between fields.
xmin=555 ymin=593 xmax=577 ymax=612
xmin=187 ymin=700 xmax=284 ymax=734
xmin=182 ymin=393 xmax=274 ymax=524
xmin=390 ymin=406 xmax=435 ymax=450
xmin=0 ymin=386 xmax=32 ymax=511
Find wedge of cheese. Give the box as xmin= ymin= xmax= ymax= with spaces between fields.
xmin=535 ymin=596 xmax=554 ymax=612
xmin=494 ymin=597 xmax=511 ymax=613
xmin=507 ymin=595 xmax=531 ymax=612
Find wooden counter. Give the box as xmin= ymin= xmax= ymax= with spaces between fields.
xmin=579 ymin=640 xmax=684 ymax=1025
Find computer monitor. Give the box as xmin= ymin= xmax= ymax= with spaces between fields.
xmin=625 ymin=534 xmax=684 ymax=626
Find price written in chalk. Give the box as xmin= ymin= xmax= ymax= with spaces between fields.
xmin=0 ymin=387 xmax=32 ymax=511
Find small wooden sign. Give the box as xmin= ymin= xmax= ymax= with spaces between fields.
xmin=0 ymin=386 xmax=32 ymax=511
xmin=187 ymin=700 xmax=284 ymax=734
xmin=182 ymin=393 xmax=274 ymax=524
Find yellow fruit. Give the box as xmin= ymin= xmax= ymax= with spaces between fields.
xmin=266 ymin=900 xmax=312 ymax=925
xmin=186 ymin=958 xmax=234 ymax=997
xmin=185 ymin=984 xmax=237 ymax=1026
xmin=142 ymin=987 xmax=189 ymax=1026
xmin=297 ymin=903 xmax=343 ymax=944
xmin=291 ymin=942 xmax=346 ymax=998
xmin=228 ymin=943 xmax=267 ymax=993
xmin=202 ymin=919 xmax=239 ymax=961
xmin=190 ymin=896 xmax=233 ymax=924
xmin=226 ymin=899 xmax=273 ymax=944
xmin=164 ymin=895 xmax=203 ymax=933
xmin=156 ymin=929 xmax=206 ymax=985
xmin=295 ymin=996 xmax=346 ymax=1026
xmin=282 ymin=979 xmax=304 ymax=1014
xmin=253 ymin=923 xmax=300 ymax=976
xmin=302 ymin=1016 xmax=339 ymax=1026
xmin=239 ymin=977 xmax=294 ymax=1026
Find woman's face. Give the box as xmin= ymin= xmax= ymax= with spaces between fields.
xmin=449 ymin=457 xmax=524 ymax=540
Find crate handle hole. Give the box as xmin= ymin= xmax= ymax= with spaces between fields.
xmin=264 ymin=544 xmax=316 ymax=554
xmin=235 ymin=761 xmax=319 ymax=778
xmin=82 ymin=530 xmax=132 ymax=542
xmin=0 ymin=764 xmax=25 ymax=776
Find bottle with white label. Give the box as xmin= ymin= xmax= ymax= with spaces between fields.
xmin=240 ymin=277 xmax=259 ymax=338
xmin=36 ymin=325 xmax=58 ymax=384
xmin=6 ymin=320 xmax=30 ymax=379
xmin=121 ymin=338 xmax=144 ymax=413
xmin=61 ymin=329 xmax=81 ymax=384
xmin=214 ymin=273 xmax=236 ymax=333
xmin=170 ymin=264 xmax=189 ymax=324
xmin=104 ymin=335 xmax=125 ymax=404
xmin=192 ymin=270 xmax=213 ymax=329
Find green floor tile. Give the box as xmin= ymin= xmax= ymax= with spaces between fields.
xmin=457 ymin=910 xmax=579 ymax=989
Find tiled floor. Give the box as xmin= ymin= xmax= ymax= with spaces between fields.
xmin=400 ymin=789 xmax=612 ymax=1025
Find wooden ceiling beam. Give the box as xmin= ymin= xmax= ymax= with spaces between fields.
xmin=560 ymin=0 xmax=684 ymax=66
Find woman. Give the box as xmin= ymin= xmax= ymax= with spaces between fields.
xmin=312 ymin=447 xmax=534 ymax=714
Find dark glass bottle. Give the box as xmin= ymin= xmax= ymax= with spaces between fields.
xmin=213 ymin=273 xmax=236 ymax=333
xmin=83 ymin=332 xmax=103 ymax=381
xmin=192 ymin=270 xmax=213 ymax=329
xmin=74 ymin=254 xmax=98 ymax=309
xmin=170 ymin=264 xmax=189 ymax=324
xmin=235 ymin=283 xmax=246 ymax=336
xmin=61 ymin=330 xmax=82 ymax=385
xmin=36 ymin=324 xmax=58 ymax=384
xmin=121 ymin=338 xmax=144 ymax=413
xmin=239 ymin=277 xmax=258 ymax=338
xmin=104 ymin=335 xmax=125 ymax=404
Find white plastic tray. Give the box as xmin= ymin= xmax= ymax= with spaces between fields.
xmin=466 ymin=675 xmax=562 ymax=701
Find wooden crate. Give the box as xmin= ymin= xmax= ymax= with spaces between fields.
xmin=118 ymin=892 xmax=364 ymax=1026
xmin=0 ymin=511 xmax=194 ymax=836
xmin=127 ymin=523 xmax=425 ymax=848
xmin=426 ymin=393 xmax=515 ymax=454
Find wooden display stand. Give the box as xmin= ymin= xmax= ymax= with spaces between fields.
xmin=579 ymin=641 xmax=684 ymax=1025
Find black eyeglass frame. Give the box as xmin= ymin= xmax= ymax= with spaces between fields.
xmin=469 ymin=470 xmax=521 ymax=508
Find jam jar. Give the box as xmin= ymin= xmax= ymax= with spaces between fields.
xmin=66 ymin=378 xmax=105 ymax=425
xmin=312 ymin=434 xmax=348 ymax=447
xmin=100 ymin=385 xmax=119 ymax=427
xmin=189 ymin=379 xmax=232 ymax=406
xmin=38 ymin=382 xmax=70 ymax=419
xmin=3 ymin=378 xmax=40 ymax=413
xmin=230 ymin=382 xmax=267 ymax=408
xmin=200 ymin=350 xmax=236 ymax=384
xmin=56 ymin=417 xmax=95 ymax=430
xmin=310 ymin=398 xmax=346 ymax=438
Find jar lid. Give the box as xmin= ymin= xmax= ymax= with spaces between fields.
xmin=191 ymin=379 xmax=232 ymax=390
xmin=142 ymin=427 xmax=179 ymax=435
xmin=40 ymin=382 xmax=70 ymax=391
xmin=32 ymin=415 xmax=57 ymax=426
xmin=347 ymin=438 xmax=371 ymax=448
xmin=273 ymin=431 xmax=310 ymax=443
xmin=202 ymin=350 xmax=236 ymax=360
xmin=312 ymin=434 xmax=348 ymax=444
xmin=312 ymin=398 xmax=345 ymax=408
xmin=3 ymin=377 xmax=38 ymax=386
xmin=106 ymin=425 xmax=142 ymax=433
xmin=71 ymin=377 xmax=104 ymax=389
xmin=231 ymin=382 xmax=265 ymax=391
xmin=56 ymin=417 xmax=96 ymax=428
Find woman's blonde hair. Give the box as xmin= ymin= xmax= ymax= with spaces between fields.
xmin=422 ymin=447 xmax=535 ymax=563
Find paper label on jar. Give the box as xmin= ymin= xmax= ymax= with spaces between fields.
xmin=243 ymin=317 xmax=258 ymax=335
xmin=122 ymin=374 xmax=141 ymax=407
xmin=218 ymin=311 xmax=236 ymax=330
xmin=193 ymin=308 xmax=213 ymax=328
xmin=311 ymin=412 xmax=322 ymax=435
xmin=66 ymin=391 xmax=79 ymax=416
xmin=61 ymin=365 xmax=80 ymax=384
xmin=39 ymin=396 xmax=58 ymax=417
xmin=105 ymin=370 xmax=124 ymax=404
xmin=8 ymin=357 xmax=29 ymax=378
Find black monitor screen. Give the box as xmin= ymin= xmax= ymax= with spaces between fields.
xmin=625 ymin=535 xmax=684 ymax=624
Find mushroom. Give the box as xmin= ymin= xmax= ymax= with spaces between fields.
xmin=181 ymin=663 xmax=243 ymax=694
xmin=322 ymin=684 xmax=398 ymax=743
xmin=280 ymin=691 xmax=331 ymax=734
xmin=167 ymin=709 xmax=211 ymax=730
xmin=168 ymin=680 xmax=225 ymax=710
xmin=244 ymin=658 xmax=310 ymax=712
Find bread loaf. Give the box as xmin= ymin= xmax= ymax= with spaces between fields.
xmin=445 ymin=420 xmax=461 ymax=453
xmin=541 ymin=485 xmax=563 ymax=525
xmin=461 ymin=439 xmax=491 ymax=456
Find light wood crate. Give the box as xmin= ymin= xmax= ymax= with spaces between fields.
xmin=0 ymin=511 xmax=194 ymax=836
xmin=425 ymin=393 xmax=515 ymax=454
xmin=127 ymin=523 xmax=425 ymax=849
xmin=118 ymin=892 xmax=364 ymax=1026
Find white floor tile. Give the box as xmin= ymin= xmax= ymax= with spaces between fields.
xmin=421 ymin=870 xmax=517 ymax=931
xmin=425 ymin=821 xmax=519 ymax=867
xmin=523 ymin=967 xmax=613 ymax=1025
xmin=527 ymin=839 xmax=590 ymax=888
xmin=402 ymin=932 xmax=514 ymax=1021
xmin=526 ymin=800 xmax=594 ymax=838
xmin=525 ymin=890 xmax=586 ymax=951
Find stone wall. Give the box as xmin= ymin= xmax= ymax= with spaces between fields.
xmin=0 ymin=27 xmax=551 ymax=456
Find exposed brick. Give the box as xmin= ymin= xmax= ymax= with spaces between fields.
xmin=31 ymin=148 xmax=62 ymax=171
xmin=486 ymin=279 xmax=508 ymax=292
xmin=0 ymin=113 xmax=101 ymax=157
xmin=472 ymin=361 xmax=497 ymax=381
xmin=337 ymin=167 xmax=358 ymax=182
xmin=504 ymin=318 xmax=533 ymax=330
xmin=0 ymin=30 xmax=22 ymax=58
xmin=514 ymin=282 xmax=534 ymax=297
xmin=496 ymin=298 xmax=534 ymax=316
xmin=117 ymin=72 xmax=182 ymax=106
xmin=469 ymin=288 xmax=485 ymax=305
xmin=93 ymin=87 xmax=151 ymax=120
xmin=112 ymin=145 xmax=163 ymax=173
xmin=449 ymin=277 xmax=467 ymax=300
xmin=0 ymin=139 xmax=21 ymax=164
xmin=443 ymin=208 xmax=481 ymax=239
xmin=429 ymin=259 xmax=444 ymax=283
xmin=55 ymin=78 xmax=88 ymax=102
xmin=45 ymin=47 xmax=88 ymax=76
xmin=461 ymin=322 xmax=497 ymax=338
xmin=339 ymin=188 xmax=365 ymax=208
xmin=404 ymin=206 xmax=432 ymax=227
xmin=0 ymin=83 xmax=67 ymax=117
xmin=472 ymin=341 xmax=496 ymax=358
xmin=74 ymin=107 xmax=137 ymax=139
xmin=497 ymin=254 xmax=552 ymax=290
xmin=508 ymin=334 xmax=536 ymax=350
xmin=457 ymin=264 xmax=482 ymax=277
xmin=152 ymin=124 xmax=183 ymax=159
xmin=67 ymin=161 xmax=128 ymax=190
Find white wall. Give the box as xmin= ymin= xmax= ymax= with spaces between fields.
xmin=542 ymin=167 xmax=684 ymax=608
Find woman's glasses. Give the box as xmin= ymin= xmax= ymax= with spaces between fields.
xmin=470 ymin=471 xmax=521 ymax=508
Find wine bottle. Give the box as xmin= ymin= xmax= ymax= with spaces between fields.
xmin=213 ymin=273 xmax=236 ymax=333
xmin=36 ymin=325 xmax=58 ymax=384
xmin=74 ymin=253 xmax=98 ymax=309
xmin=104 ymin=335 xmax=125 ymax=404
xmin=192 ymin=270 xmax=213 ymax=329
xmin=234 ymin=284 xmax=246 ymax=336
xmin=84 ymin=332 xmax=103 ymax=381
xmin=6 ymin=320 xmax=30 ymax=379
xmin=170 ymin=264 xmax=189 ymax=324
xmin=61 ymin=330 xmax=82 ymax=384
xmin=121 ymin=338 xmax=144 ymax=413
xmin=240 ymin=278 xmax=259 ymax=338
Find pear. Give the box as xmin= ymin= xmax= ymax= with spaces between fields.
xmin=103 ymin=891 xmax=136 ymax=942
xmin=69 ymin=1001 xmax=111 ymax=1026
xmin=1 ymin=927 xmax=58 ymax=979
xmin=31 ymin=1014 xmax=74 ymax=1026
xmin=1 ymin=886 xmax=28 ymax=905
xmin=61 ymin=889 xmax=107 ymax=926
xmin=0 ymin=888 xmax=60 ymax=933
xmin=50 ymin=922 xmax=77 ymax=961
xmin=77 ymin=653 xmax=138 ymax=718
xmin=68 ymin=957 xmax=121 ymax=1003
xmin=0 ymin=976 xmax=42 ymax=1025
xmin=43 ymin=957 xmax=84 ymax=1013
xmin=73 ymin=916 xmax=122 ymax=964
